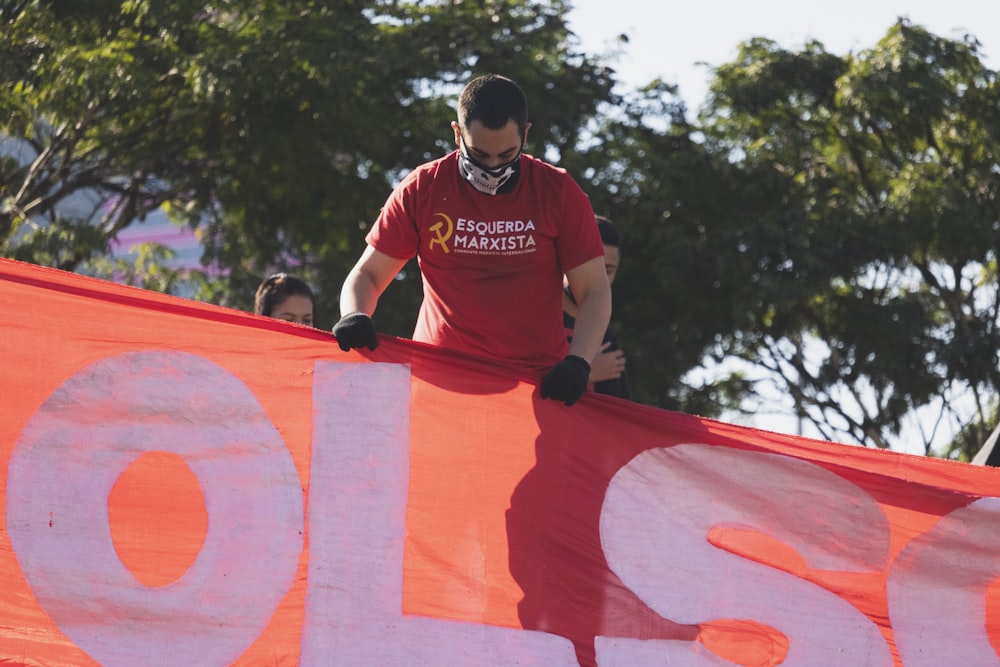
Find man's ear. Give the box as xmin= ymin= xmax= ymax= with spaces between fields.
xmin=451 ymin=121 xmax=462 ymax=148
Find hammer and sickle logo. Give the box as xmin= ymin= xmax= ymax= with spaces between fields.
xmin=429 ymin=212 xmax=454 ymax=253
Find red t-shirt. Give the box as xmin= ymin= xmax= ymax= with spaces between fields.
xmin=367 ymin=151 xmax=603 ymax=370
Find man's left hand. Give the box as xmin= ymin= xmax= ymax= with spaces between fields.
xmin=540 ymin=355 xmax=591 ymax=406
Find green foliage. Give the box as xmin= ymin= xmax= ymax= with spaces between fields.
xmin=697 ymin=19 xmax=1000 ymax=453
xmin=85 ymin=242 xmax=209 ymax=296
xmin=1 ymin=0 xmax=615 ymax=336
xmin=568 ymin=81 xmax=751 ymax=414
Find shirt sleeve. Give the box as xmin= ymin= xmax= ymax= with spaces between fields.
xmin=554 ymin=175 xmax=605 ymax=272
xmin=365 ymin=171 xmax=421 ymax=261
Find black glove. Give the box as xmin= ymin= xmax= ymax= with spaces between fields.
xmin=540 ymin=355 xmax=591 ymax=406
xmin=332 ymin=312 xmax=378 ymax=351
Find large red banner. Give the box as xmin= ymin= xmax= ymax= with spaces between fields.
xmin=2 ymin=257 xmax=1000 ymax=666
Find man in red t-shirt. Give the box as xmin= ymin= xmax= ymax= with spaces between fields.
xmin=333 ymin=74 xmax=611 ymax=407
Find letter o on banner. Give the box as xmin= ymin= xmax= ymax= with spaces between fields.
xmin=6 ymin=351 xmax=304 ymax=666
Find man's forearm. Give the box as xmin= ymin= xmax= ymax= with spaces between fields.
xmin=339 ymin=270 xmax=382 ymax=317
xmin=567 ymin=291 xmax=611 ymax=363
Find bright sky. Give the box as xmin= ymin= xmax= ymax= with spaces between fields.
xmin=567 ymin=0 xmax=1000 ymax=110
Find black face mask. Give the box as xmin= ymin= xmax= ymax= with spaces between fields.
xmin=457 ymin=137 xmax=524 ymax=196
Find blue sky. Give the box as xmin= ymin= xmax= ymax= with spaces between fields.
xmin=567 ymin=0 xmax=1000 ymax=111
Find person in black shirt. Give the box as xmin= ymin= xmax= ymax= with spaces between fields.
xmin=563 ymin=216 xmax=632 ymax=400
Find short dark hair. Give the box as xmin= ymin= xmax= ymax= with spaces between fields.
xmin=254 ymin=273 xmax=314 ymax=317
xmin=457 ymin=74 xmax=529 ymax=132
xmin=595 ymin=215 xmax=621 ymax=248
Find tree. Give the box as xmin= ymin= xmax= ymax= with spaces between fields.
xmin=7 ymin=3 xmax=1000 ymax=458
xmin=691 ymin=20 xmax=1000 ymax=455
xmin=562 ymin=80 xmax=757 ymax=418
xmin=1 ymin=0 xmax=616 ymax=333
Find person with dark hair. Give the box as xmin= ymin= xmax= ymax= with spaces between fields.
xmin=564 ymin=216 xmax=632 ymax=400
xmin=254 ymin=273 xmax=315 ymax=327
xmin=333 ymin=74 xmax=611 ymax=407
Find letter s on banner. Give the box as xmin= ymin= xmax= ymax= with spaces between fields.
xmin=6 ymin=351 xmax=304 ymax=667
xmin=888 ymin=496 xmax=1000 ymax=665
xmin=599 ymin=444 xmax=894 ymax=666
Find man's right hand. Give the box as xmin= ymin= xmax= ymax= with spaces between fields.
xmin=332 ymin=312 xmax=378 ymax=352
